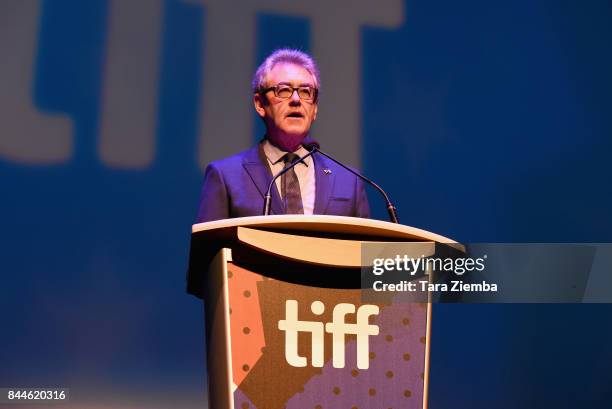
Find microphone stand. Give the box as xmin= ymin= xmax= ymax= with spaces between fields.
xmin=310 ymin=147 xmax=400 ymax=224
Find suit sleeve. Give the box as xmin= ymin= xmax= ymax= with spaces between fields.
xmin=196 ymin=163 xmax=230 ymax=222
xmin=354 ymin=176 xmax=371 ymax=219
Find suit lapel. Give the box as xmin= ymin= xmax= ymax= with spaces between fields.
xmin=242 ymin=143 xmax=284 ymax=215
xmin=313 ymin=153 xmax=335 ymax=214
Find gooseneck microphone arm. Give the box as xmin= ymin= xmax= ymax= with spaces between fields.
xmin=310 ymin=146 xmax=400 ymax=224
xmin=262 ymin=139 xmax=399 ymax=223
xmin=302 ymin=138 xmax=399 ymax=224
xmin=262 ymin=149 xmax=318 ymax=216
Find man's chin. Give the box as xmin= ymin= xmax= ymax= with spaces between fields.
xmin=269 ymin=131 xmax=307 ymax=152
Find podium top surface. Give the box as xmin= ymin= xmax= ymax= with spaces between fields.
xmin=192 ymin=215 xmax=458 ymax=243
xmin=188 ymin=216 xmax=463 ymax=297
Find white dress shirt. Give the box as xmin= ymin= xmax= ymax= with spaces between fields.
xmin=262 ymin=139 xmax=316 ymax=215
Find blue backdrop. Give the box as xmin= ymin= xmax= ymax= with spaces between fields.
xmin=1 ymin=0 xmax=611 ymax=407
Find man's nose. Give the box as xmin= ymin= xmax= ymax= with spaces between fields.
xmin=290 ymin=89 xmax=301 ymax=102
xmin=289 ymin=90 xmax=301 ymax=105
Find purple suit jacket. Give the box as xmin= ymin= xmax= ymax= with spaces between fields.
xmin=188 ymin=143 xmax=370 ymax=297
xmin=195 ymin=143 xmax=370 ymax=222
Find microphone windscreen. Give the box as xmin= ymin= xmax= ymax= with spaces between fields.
xmin=302 ymin=138 xmax=321 ymax=151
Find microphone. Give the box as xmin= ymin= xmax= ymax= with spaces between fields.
xmin=301 ymin=138 xmax=320 ymax=151
xmin=305 ymin=138 xmax=399 ymax=224
xmin=262 ymin=146 xmax=317 ymax=216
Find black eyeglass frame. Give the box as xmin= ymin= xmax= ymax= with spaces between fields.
xmin=259 ymin=84 xmax=319 ymax=102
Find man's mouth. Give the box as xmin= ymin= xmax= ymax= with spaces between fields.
xmin=286 ymin=112 xmax=304 ymax=119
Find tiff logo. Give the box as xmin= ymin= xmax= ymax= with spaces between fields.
xmin=1 ymin=0 xmax=402 ymax=169
xmin=278 ymin=300 xmax=379 ymax=370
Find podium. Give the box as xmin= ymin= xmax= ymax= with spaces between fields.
xmin=187 ymin=215 xmax=460 ymax=409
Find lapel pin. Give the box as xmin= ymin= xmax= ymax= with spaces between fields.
xmin=323 ymin=168 xmax=332 ymax=175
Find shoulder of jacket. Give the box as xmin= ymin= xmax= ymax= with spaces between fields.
xmin=204 ymin=145 xmax=259 ymax=171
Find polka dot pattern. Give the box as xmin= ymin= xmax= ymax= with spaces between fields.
xmin=228 ymin=268 xmax=428 ymax=409
xmin=283 ymin=300 xmax=427 ymax=409
xmin=226 ymin=263 xmax=265 ymax=389
xmin=234 ymin=388 xmax=254 ymax=409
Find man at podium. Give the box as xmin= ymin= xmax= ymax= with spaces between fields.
xmin=196 ymin=48 xmax=370 ymax=222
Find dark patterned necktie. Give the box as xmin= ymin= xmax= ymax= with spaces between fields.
xmin=282 ymin=152 xmax=304 ymax=214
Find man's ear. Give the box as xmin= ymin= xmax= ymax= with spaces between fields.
xmin=312 ymin=103 xmax=318 ymax=122
xmin=253 ymin=93 xmax=266 ymax=118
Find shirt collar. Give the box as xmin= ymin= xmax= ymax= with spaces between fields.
xmin=262 ymin=139 xmax=311 ymax=166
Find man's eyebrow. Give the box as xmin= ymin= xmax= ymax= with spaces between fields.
xmin=275 ymin=81 xmax=314 ymax=87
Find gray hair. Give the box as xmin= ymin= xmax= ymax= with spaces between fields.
xmin=252 ymin=48 xmax=320 ymax=93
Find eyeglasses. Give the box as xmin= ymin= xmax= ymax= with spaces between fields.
xmin=260 ymin=84 xmax=318 ymax=101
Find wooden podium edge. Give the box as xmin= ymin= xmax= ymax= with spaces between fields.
xmin=192 ymin=215 xmax=463 ymax=250
xmin=205 ymin=248 xmax=235 ymax=409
